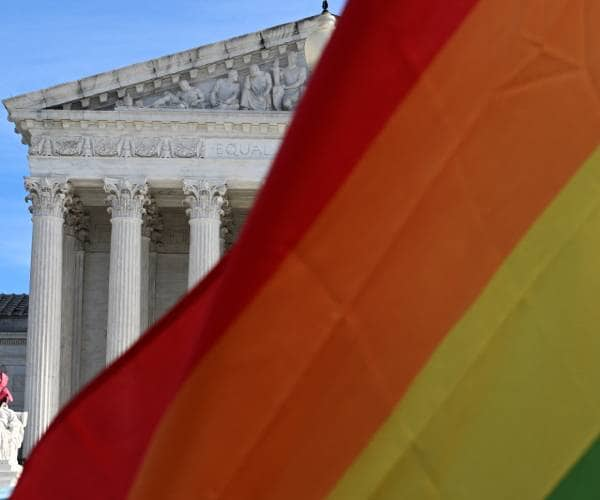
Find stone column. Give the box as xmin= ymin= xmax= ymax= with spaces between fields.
xmin=104 ymin=178 xmax=148 ymax=363
xmin=140 ymin=234 xmax=151 ymax=332
xmin=69 ymin=199 xmax=88 ymax=397
xmin=59 ymin=211 xmax=77 ymax=407
xmin=70 ymin=244 xmax=86 ymax=394
xmin=141 ymin=201 xmax=162 ymax=332
xmin=23 ymin=176 xmax=71 ymax=455
xmin=183 ymin=179 xmax=227 ymax=289
xmin=148 ymin=250 xmax=158 ymax=325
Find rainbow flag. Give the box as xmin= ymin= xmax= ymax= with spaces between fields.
xmin=13 ymin=0 xmax=600 ymax=498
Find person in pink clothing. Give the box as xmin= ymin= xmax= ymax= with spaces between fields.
xmin=0 ymin=366 xmax=13 ymax=405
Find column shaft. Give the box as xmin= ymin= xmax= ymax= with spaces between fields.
xmin=148 ymin=251 xmax=158 ymax=325
xmin=106 ymin=217 xmax=143 ymax=362
xmin=23 ymin=176 xmax=70 ymax=456
xmin=70 ymin=248 xmax=85 ymax=393
xmin=59 ymin=232 xmax=77 ymax=407
xmin=188 ymin=218 xmax=221 ymax=288
xmin=140 ymin=235 xmax=151 ymax=332
xmin=64 ymin=196 xmax=88 ymax=397
xmin=104 ymin=178 xmax=148 ymax=363
xmin=183 ymin=179 xmax=227 ymax=290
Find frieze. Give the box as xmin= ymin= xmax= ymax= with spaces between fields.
xmin=53 ymin=137 xmax=84 ymax=156
xmin=30 ymin=135 xmax=206 ymax=159
xmin=29 ymin=134 xmax=280 ymax=160
xmin=206 ymin=138 xmax=279 ymax=159
xmin=93 ymin=137 xmax=121 ymax=157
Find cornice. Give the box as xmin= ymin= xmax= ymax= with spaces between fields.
xmin=12 ymin=109 xmax=289 ymax=149
xmin=14 ymin=109 xmax=290 ymax=128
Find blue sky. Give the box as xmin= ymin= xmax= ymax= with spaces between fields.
xmin=0 ymin=0 xmax=346 ymax=293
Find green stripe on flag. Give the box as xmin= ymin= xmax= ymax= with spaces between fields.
xmin=547 ymin=438 xmax=600 ymax=499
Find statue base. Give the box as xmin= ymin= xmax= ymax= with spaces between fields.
xmin=0 ymin=460 xmax=21 ymax=489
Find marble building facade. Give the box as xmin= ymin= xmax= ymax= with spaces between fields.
xmin=2 ymin=11 xmax=336 ymax=455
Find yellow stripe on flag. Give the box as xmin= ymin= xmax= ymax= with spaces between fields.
xmin=329 ymin=147 xmax=600 ymax=500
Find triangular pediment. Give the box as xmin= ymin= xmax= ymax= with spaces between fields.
xmin=3 ymin=12 xmax=335 ymax=115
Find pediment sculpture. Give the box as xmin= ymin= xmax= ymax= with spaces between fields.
xmin=148 ymin=79 xmax=207 ymax=109
xmin=241 ymin=65 xmax=273 ymax=111
xmin=117 ymin=51 xmax=308 ymax=112
xmin=210 ymin=70 xmax=241 ymax=110
xmin=273 ymin=51 xmax=308 ymax=111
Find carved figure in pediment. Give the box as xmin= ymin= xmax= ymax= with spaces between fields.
xmin=272 ymin=51 xmax=307 ymax=111
xmin=241 ymin=64 xmax=273 ymax=111
xmin=210 ymin=70 xmax=241 ymax=110
xmin=149 ymin=80 xmax=206 ymax=109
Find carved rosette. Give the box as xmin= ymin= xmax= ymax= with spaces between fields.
xmin=183 ymin=179 xmax=227 ymax=220
xmin=104 ymin=178 xmax=149 ymax=220
xmin=24 ymin=177 xmax=72 ymax=218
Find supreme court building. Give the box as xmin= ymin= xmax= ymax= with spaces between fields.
xmin=2 ymin=11 xmax=336 ymax=454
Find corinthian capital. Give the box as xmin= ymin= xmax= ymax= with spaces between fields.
xmin=104 ymin=178 xmax=149 ymax=220
xmin=183 ymin=179 xmax=227 ymax=220
xmin=24 ymin=176 xmax=72 ymax=218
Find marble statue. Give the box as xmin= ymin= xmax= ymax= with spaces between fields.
xmin=272 ymin=52 xmax=307 ymax=111
xmin=241 ymin=64 xmax=273 ymax=111
xmin=149 ymin=80 xmax=206 ymax=109
xmin=210 ymin=70 xmax=241 ymax=110
xmin=0 ymin=404 xmax=24 ymax=469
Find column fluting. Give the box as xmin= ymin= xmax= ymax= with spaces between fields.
xmin=64 ymin=197 xmax=88 ymax=400
xmin=183 ymin=179 xmax=227 ymax=289
xmin=141 ymin=200 xmax=161 ymax=332
xmin=70 ymin=246 xmax=85 ymax=394
xmin=23 ymin=176 xmax=71 ymax=456
xmin=59 ymin=226 xmax=76 ymax=407
xmin=140 ymin=234 xmax=151 ymax=332
xmin=104 ymin=178 xmax=148 ymax=363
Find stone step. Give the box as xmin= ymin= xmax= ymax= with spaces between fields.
xmin=0 ymin=474 xmax=18 ymax=490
